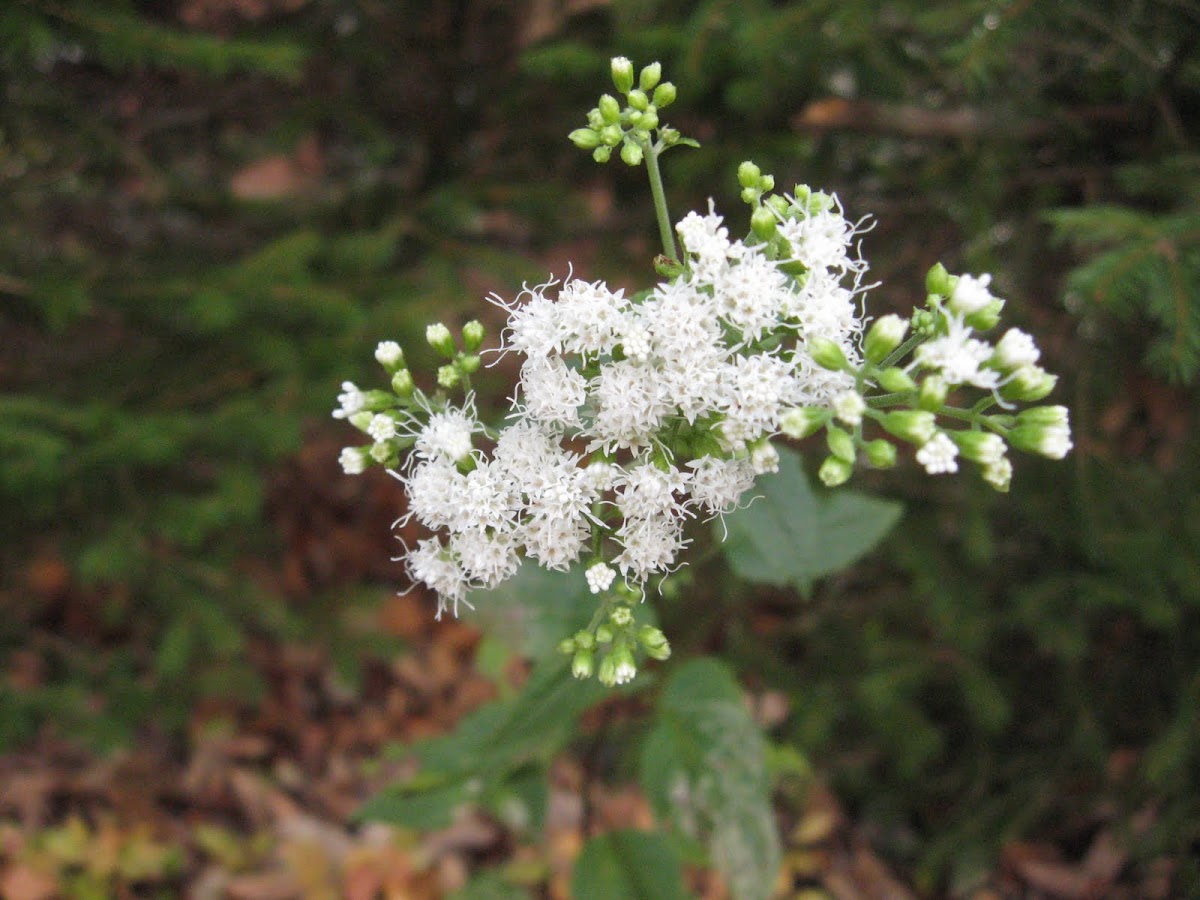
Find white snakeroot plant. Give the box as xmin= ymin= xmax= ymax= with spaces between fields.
xmin=334 ymin=58 xmax=1072 ymax=686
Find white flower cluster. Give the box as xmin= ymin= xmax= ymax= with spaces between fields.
xmin=394 ymin=201 xmax=870 ymax=616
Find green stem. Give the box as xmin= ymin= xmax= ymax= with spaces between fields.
xmin=878 ymin=332 xmax=928 ymax=370
xmin=640 ymin=136 xmax=677 ymax=261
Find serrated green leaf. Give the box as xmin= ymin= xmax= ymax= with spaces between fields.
xmin=571 ymin=830 xmax=689 ymax=900
xmin=720 ymin=446 xmax=902 ymax=593
xmin=640 ymin=659 xmax=779 ymax=900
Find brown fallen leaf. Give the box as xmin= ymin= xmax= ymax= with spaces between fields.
xmin=0 ymin=864 xmax=60 ymax=900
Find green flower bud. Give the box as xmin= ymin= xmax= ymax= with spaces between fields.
xmin=461 ymin=320 xmax=485 ymax=352
xmin=740 ymin=187 xmax=759 ymax=204
xmin=390 ymin=368 xmax=414 ymax=397
xmin=819 ymin=455 xmax=853 ymax=487
xmin=569 ymin=128 xmax=601 ymax=150
xmin=595 ymin=624 xmax=614 ymax=644
xmin=637 ymin=108 xmax=659 ymax=131
xmin=766 ymin=195 xmax=790 ymax=216
xmin=1016 ymin=405 xmax=1069 ymax=428
xmin=882 ymin=409 xmax=937 ymax=445
xmin=638 ymin=625 xmax=671 ymax=661
xmin=599 ymin=94 xmax=621 ymax=123
xmin=1000 ymin=365 xmax=1058 ymax=402
xmin=877 ymin=367 xmax=916 ymax=393
xmin=808 ymin=336 xmax=849 ymax=372
xmin=609 ymin=606 xmax=633 ymax=627
xmin=627 ymin=88 xmax=649 ymax=111
xmin=925 ymin=262 xmax=952 ymax=297
xmin=1007 ymin=420 xmax=1073 ymax=460
xmin=571 ymin=649 xmax=594 ymax=680
xmin=865 ymin=439 xmax=898 ymax=468
xmin=826 ymin=425 xmax=856 ymax=463
xmin=750 ymin=205 xmax=777 ymax=240
xmin=597 ymin=653 xmax=618 ymax=687
xmin=369 ymin=442 xmax=397 ymax=466
xmin=639 ymin=61 xmax=662 ymax=91
xmin=620 ymin=141 xmax=644 ymax=166
xmin=780 ymin=407 xmax=829 ymax=439
xmin=437 ymin=364 xmax=460 ymax=388
xmin=558 ymin=637 xmax=577 ymax=655
xmin=864 ymin=314 xmax=909 ymax=364
xmin=458 ymin=354 xmax=481 ymax=375
xmin=760 ymin=174 xmax=775 ymax=191
xmin=593 ymin=146 xmax=612 ymax=163
xmin=737 ymin=160 xmax=762 ymax=188
xmin=600 ymin=124 xmax=623 ymax=146
xmin=658 ymin=126 xmax=681 ymax=144
xmin=426 ymin=322 xmax=455 ymax=357
xmin=948 ymin=430 xmax=1007 ymax=465
xmin=918 ymin=374 xmax=948 ymax=411
xmin=574 ymin=629 xmax=595 ymax=651
xmin=586 ymin=108 xmax=604 ymax=129
xmin=611 ymin=56 xmax=634 ymax=94
xmin=349 ymin=410 xmax=375 ymax=433
xmin=651 ymin=81 xmax=676 ymax=107
xmin=965 ymin=299 xmax=1005 ymax=332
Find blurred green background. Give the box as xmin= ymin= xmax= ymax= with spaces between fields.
xmin=2 ymin=0 xmax=1198 ymax=890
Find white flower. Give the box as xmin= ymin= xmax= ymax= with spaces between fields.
xmin=414 ymin=406 xmax=477 ymax=464
xmin=915 ymin=317 xmax=999 ymax=389
xmin=556 ymin=279 xmax=628 ymax=356
xmin=615 ymin=463 xmax=690 ymax=521
xmin=992 ymin=328 xmax=1040 ymax=370
xmin=686 ymin=456 xmax=755 ymax=516
xmin=492 ymin=278 xmax=563 ymax=359
xmin=589 ymin=359 xmax=669 ymax=452
xmin=374 ymin=340 xmax=404 ymax=368
xmin=368 ymin=413 xmax=397 ymax=442
xmin=749 ymin=442 xmax=780 ymax=475
xmin=712 ymin=249 xmax=790 ymax=341
xmin=676 ymin=205 xmax=742 ymax=281
xmin=585 ymin=562 xmax=617 ymax=594
xmin=450 ymin=529 xmax=519 ymax=589
xmin=406 ymin=539 xmax=470 ymax=619
xmin=833 ymin=390 xmax=866 ymax=426
xmin=333 ymin=381 xmax=366 ymax=419
xmin=982 ymin=457 xmax=1012 ymax=491
xmin=614 ymin=514 xmax=687 ymax=582
xmin=339 ymin=446 xmax=368 ymax=475
xmin=518 ymin=355 xmax=587 ymax=427
xmin=948 ymin=273 xmax=999 ymax=315
xmin=916 ymin=431 xmax=960 ymax=475
xmin=777 ymin=202 xmax=867 ymax=274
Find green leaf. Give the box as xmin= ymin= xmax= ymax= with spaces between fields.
xmin=449 ymin=870 xmax=532 ymax=900
xmin=469 ymin=565 xmax=596 ymax=658
xmin=354 ymin=779 xmax=475 ymax=830
xmin=640 ymin=659 xmax=780 ymax=900
xmin=720 ymin=446 xmax=902 ymax=593
xmin=571 ymin=830 xmax=689 ymax=900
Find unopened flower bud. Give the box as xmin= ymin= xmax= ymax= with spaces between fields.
xmin=637 ymin=108 xmax=659 ymax=131
xmin=558 ymin=637 xmax=577 ymax=655
xmin=864 ymin=314 xmax=909 ymax=363
xmin=458 ymin=354 xmax=481 ymax=374
xmin=598 ymin=93 xmax=621 ymax=123
xmin=627 ymin=88 xmax=649 ymax=111
xmin=833 ymin=390 xmax=866 ymax=427
xmin=367 ymin=413 xmax=397 ymax=442
xmin=391 ymin=368 xmax=414 ymax=397
xmin=882 ymin=409 xmax=937 ymax=445
xmin=437 ymin=364 xmax=460 ymax=388
xmin=826 ymin=425 xmax=856 ymax=463
xmin=597 ymin=653 xmax=617 ymax=687
xmin=1017 ymin=405 xmax=1069 ymax=428
xmin=865 ymin=439 xmax=897 ymax=468
xmin=593 ymin=146 xmax=612 ymax=163
xmin=595 ymin=624 xmax=614 ymax=644
xmin=738 ymin=160 xmax=762 ymax=188
xmin=639 ymin=62 xmax=662 ymax=91
xmin=809 ymin=336 xmax=849 ymax=372
xmin=369 ymin=442 xmax=397 ymax=465
xmin=461 ymin=320 xmax=485 ymax=351
xmin=586 ymin=108 xmax=604 ymax=129
xmin=948 ymin=430 xmax=1007 ymax=465
xmin=818 ymin=455 xmax=853 ymax=487
xmin=574 ymin=629 xmax=595 ymax=651
xmin=1007 ymin=422 xmax=1073 ymax=460
xmin=571 ymin=649 xmax=594 ymax=679
xmin=750 ymin=205 xmax=777 ymax=240
xmin=611 ymin=56 xmax=634 ymax=94
xmin=349 ymin=410 xmax=375 ymax=433
xmin=918 ymin=374 xmax=948 ymax=411
xmin=600 ymin=124 xmax=623 ymax=146
xmin=609 ymin=606 xmax=633 ymax=627
xmin=651 ymin=81 xmax=676 ymax=107
xmin=569 ymin=128 xmax=601 ymax=150
xmin=1000 ymin=365 xmax=1058 ymax=402
xmin=925 ymin=262 xmax=952 ymax=297
xmin=948 ymin=273 xmax=999 ymax=317
xmin=780 ymin=407 xmax=828 ymax=439
xmin=426 ymin=323 xmax=455 ymax=357
xmin=375 ymin=340 xmax=404 ymax=371
xmin=877 ymin=367 xmax=917 ymax=393
xmin=638 ymin=625 xmax=671 ymax=661
xmin=991 ymin=328 xmax=1040 ymax=370
xmin=620 ymin=141 xmax=643 ymax=166
xmin=965 ymin=299 xmax=1005 ymax=332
